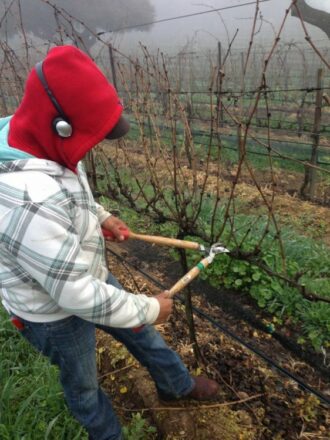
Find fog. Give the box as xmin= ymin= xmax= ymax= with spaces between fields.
xmin=307 ymin=0 xmax=330 ymax=13
xmin=114 ymin=0 xmax=329 ymax=54
xmin=1 ymin=0 xmax=328 ymax=56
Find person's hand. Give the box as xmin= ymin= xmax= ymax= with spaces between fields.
xmin=153 ymin=291 xmax=173 ymax=325
xmin=102 ymin=216 xmax=129 ymax=242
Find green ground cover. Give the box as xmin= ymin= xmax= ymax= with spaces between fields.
xmin=185 ymin=214 xmax=330 ymax=352
xmin=0 ymin=307 xmax=87 ymax=440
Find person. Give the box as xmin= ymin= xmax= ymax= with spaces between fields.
xmin=0 ymin=45 xmax=219 ymax=440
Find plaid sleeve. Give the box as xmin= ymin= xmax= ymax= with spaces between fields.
xmin=95 ymin=202 xmax=112 ymax=224
xmin=2 ymin=202 xmax=159 ymax=327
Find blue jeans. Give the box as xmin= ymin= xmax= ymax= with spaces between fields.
xmin=13 ymin=274 xmax=194 ymax=440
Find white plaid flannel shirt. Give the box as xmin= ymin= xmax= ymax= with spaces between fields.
xmin=0 ymin=159 xmax=159 ymax=326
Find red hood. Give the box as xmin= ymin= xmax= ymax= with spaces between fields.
xmin=9 ymin=46 xmax=123 ymax=171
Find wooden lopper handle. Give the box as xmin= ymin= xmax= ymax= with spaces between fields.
xmin=102 ymin=228 xmax=202 ymax=251
xmin=132 ymin=257 xmax=212 ymax=333
xmin=167 ymin=257 xmax=212 ymax=298
xmin=129 ymin=232 xmax=201 ymax=251
xmin=102 ymin=228 xmax=208 ymax=333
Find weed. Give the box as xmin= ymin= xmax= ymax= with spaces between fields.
xmin=122 ymin=412 xmax=157 ymax=440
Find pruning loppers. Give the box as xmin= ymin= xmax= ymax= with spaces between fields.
xmin=102 ymin=227 xmax=229 ymax=298
xmin=103 ymin=227 xmax=229 ymax=332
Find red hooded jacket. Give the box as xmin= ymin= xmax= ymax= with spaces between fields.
xmin=9 ymin=45 xmax=123 ymax=171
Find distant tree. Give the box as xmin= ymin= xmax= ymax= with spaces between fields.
xmin=292 ymin=0 xmax=330 ymax=39
xmin=0 ymin=0 xmax=155 ymax=48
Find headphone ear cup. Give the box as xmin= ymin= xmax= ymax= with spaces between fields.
xmin=53 ymin=117 xmax=73 ymax=138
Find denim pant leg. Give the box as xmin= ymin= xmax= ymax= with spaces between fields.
xmin=97 ymin=274 xmax=194 ymax=399
xmin=16 ymin=315 xmax=123 ymax=440
xmin=100 ymin=324 xmax=194 ymax=399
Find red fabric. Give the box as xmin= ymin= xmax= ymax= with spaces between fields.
xmin=9 ymin=46 xmax=123 ymax=171
xmin=11 ymin=317 xmax=25 ymax=330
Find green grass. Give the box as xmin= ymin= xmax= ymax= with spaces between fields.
xmin=0 ymin=307 xmax=87 ymax=440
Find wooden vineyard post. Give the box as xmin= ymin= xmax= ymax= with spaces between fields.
xmin=237 ymin=124 xmax=245 ymax=162
xmin=310 ymin=68 xmax=323 ymax=198
xmin=108 ymin=45 xmax=118 ymax=91
xmin=238 ymin=52 xmax=245 ymax=162
xmin=217 ymin=41 xmax=224 ymax=126
xmin=178 ymin=52 xmax=183 ymax=93
xmin=301 ymin=68 xmax=323 ymax=198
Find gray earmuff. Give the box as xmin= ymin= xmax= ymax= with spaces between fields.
xmin=35 ymin=61 xmax=73 ymax=138
xmin=52 ymin=117 xmax=73 ymax=138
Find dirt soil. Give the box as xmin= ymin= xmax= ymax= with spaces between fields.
xmin=94 ymin=241 xmax=330 ymax=440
